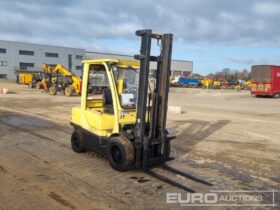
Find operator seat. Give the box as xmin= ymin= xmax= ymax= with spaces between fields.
xmin=102 ymin=89 xmax=114 ymax=114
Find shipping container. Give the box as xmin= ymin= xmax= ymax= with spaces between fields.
xmin=251 ymin=65 xmax=280 ymax=98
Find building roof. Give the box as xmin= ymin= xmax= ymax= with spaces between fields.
xmin=0 ymin=39 xmax=84 ymax=51
xmin=86 ymin=51 xmax=193 ymax=63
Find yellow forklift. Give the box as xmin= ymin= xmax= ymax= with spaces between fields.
xmin=17 ymin=73 xmax=33 ymax=85
xmin=70 ymin=29 xmax=212 ymax=192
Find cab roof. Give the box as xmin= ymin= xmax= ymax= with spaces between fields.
xmin=82 ymin=59 xmax=139 ymax=69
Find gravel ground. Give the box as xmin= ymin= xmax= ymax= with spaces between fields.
xmin=0 ymin=81 xmax=279 ymax=210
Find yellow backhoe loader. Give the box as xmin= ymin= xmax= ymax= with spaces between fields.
xmin=45 ymin=64 xmax=82 ymax=96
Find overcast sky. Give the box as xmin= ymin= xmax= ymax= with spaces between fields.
xmin=0 ymin=0 xmax=280 ymax=74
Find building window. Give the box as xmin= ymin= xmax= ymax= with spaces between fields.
xmin=19 ymin=62 xmax=34 ymax=70
xmin=0 ymin=48 xmax=6 ymax=53
xmin=172 ymin=70 xmax=182 ymax=76
xmin=76 ymin=65 xmax=83 ymax=70
xmin=0 ymin=74 xmax=7 ymax=79
xmin=45 ymin=52 xmax=59 ymax=58
xmin=182 ymin=71 xmax=191 ymax=77
xmin=47 ymin=64 xmax=57 ymax=68
xmin=0 ymin=61 xmax=7 ymax=66
xmin=19 ymin=50 xmax=34 ymax=56
xmin=76 ymin=55 xmax=83 ymax=60
xmin=149 ymin=69 xmax=157 ymax=78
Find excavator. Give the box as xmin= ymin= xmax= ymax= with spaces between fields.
xmin=42 ymin=64 xmax=82 ymax=96
xmin=70 ymin=29 xmax=212 ymax=192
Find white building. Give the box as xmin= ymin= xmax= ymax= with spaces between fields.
xmin=0 ymin=40 xmax=85 ymax=79
xmin=85 ymin=52 xmax=193 ymax=77
xmin=0 ymin=40 xmax=193 ymax=79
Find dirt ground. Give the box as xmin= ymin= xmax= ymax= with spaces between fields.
xmin=0 ymin=81 xmax=279 ymax=210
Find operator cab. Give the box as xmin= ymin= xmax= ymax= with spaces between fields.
xmin=86 ymin=64 xmax=112 ymax=112
xmin=86 ymin=62 xmax=139 ymax=112
xmin=73 ymin=59 xmax=140 ymax=140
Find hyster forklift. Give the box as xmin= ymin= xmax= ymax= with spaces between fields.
xmin=70 ymin=29 xmax=212 ymax=192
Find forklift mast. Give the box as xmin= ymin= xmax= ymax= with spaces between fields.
xmin=134 ymin=29 xmax=173 ymax=169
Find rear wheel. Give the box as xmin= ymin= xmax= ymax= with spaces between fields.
xmin=65 ymin=86 xmax=74 ymax=97
xmin=107 ymin=136 xmax=135 ymax=171
xmin=49 ymin=85 xmax=57 ymax=95
xmin=71 ymin=130 xmax=85 ymax=153
xmin=235 ymin=86 xmax=241 ymax=91
xmin=273 ymin=93 xmax=280 ymax=98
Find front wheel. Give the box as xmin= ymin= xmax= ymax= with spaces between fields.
xmin=273 ymin=93 xmax=280 ymax=98
xmin=49 ymin=85 xmax=57 ymax=95
xmin=107 ymin=136 xmax=135 ymax=171
xmin=64 ymin=86 xmax=74 ymax=97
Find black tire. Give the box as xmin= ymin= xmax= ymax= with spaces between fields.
xmin=273 ymin=93 xmax=280 ymax=98
xmin=107 ymin=136 xmax=135 ymax=171
xmin=49 ymin=85 xmax=57 ymax=95
xmin=65 ymin=86 xmax=74 ymax=97
xmin=71 ymin=130 xmax=85 ymax=153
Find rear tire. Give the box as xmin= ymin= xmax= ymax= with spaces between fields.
xmin=71 ymin=130 xmax=85 ymax=153
xmin=49 ymin=85 xmax=57 ymax=95
xmin=65 ymin=86 xmax=74 ymax=97
xmin=107 ymin=136 xmax=135 ymax=171
xmin=273 ymin=93 xmax=280 ymax=98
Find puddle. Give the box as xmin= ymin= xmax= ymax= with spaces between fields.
xmin=271 ymin=176 xmax=280 ymax=183
xmin=0 ymin=126 xmax=5 ymax=137
xmin=137 ymin=177 xmax=150 ymax=183
xmin=129 ymin=176 xmax=150 ymax=183
xmin=155 ymin=185 xmax=163 ymax=190
xmin=197 ymin=162 xmax=253 ymax=183
xmin=2 ymin=115 xmax=53 ymax=129
xmin=48 ymin=192 xmax=76 ymax=210
xmin=0 ymin=165 xmax=7 ymax=173
xmin=130 ymin=176 xmax=138 ymax=180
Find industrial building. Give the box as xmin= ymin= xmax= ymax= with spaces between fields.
xmin=0 ymin=40 xmax=85 ymax=79
xmin=0 ymin=40 xmax=193 ymax=79
xmin=85 ymin=52 xmax=193 ymax=77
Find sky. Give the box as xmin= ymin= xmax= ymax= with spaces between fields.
xmin=0 ymin=0 xmax=280 ymax=75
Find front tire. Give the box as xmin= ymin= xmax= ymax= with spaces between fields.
xmin=49 ymin=85 xmax=57 ymax=95
xmin=65 ymin=86 xmax=74 ymax=97
xmin=71 ymin=130 xmax=85 ymax=153
xmin=273 ymin=93 xmax=280 ymax=98
xmin=107 ymin=136 xmax=134 ymax=171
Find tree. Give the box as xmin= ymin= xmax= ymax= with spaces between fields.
xmin=206 ymin=68 xmax=250 ymax=81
